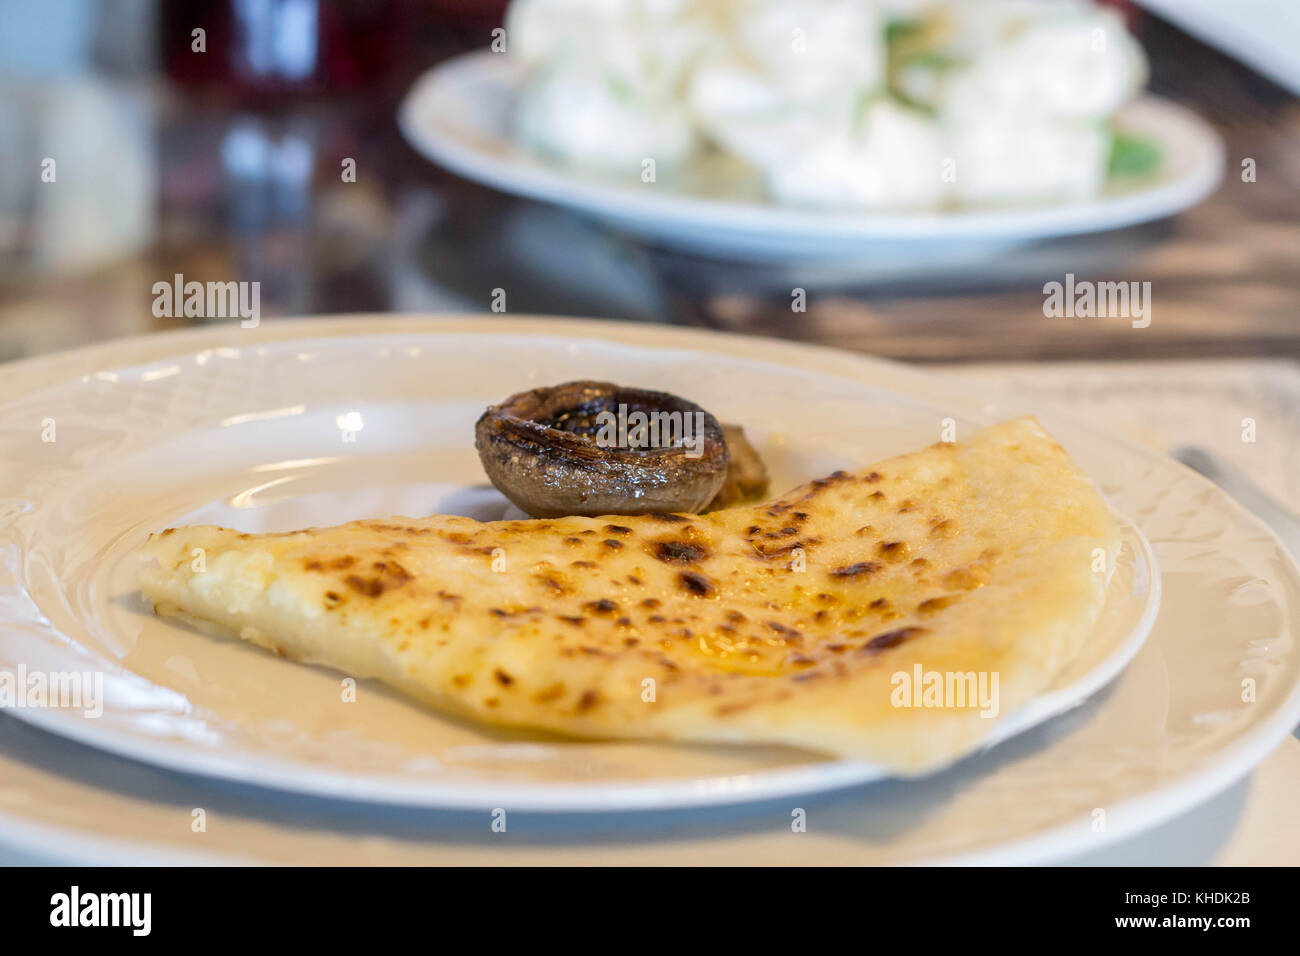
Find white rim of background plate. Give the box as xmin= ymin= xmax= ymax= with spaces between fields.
xmin=398 ymin=51 xmax=1226 ymax=242
xmin=0 ymin=332 xmax=1158 ymax=813
xmin=0 ymin=317 xmax=1297 ymax=867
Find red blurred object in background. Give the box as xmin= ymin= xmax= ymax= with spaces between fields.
xmin=162 ymin=0 xmax=509 ymax=101
xmin=1097 ymin=0 xmax=1141 ymax=29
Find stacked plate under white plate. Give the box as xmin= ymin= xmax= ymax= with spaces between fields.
xmin=1 ymin=317 xmax=1298 ymax=864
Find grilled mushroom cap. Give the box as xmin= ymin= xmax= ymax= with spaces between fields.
xmin=475 ymin=381 xmax=729 ymax=518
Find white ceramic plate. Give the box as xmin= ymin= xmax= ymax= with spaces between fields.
xmin=1 ymin=317 xmax=1298 ymax=866
xmin=0 ymin=324 xmax=1156 ymax=812
xmin=398 ymin=52 xmax=1226 ymax=262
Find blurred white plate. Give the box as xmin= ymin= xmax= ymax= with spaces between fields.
xmin=0 ymin=318 xmax=1298 ymax=864
xmin=398 ymin=52 xmax=1225 ymax=262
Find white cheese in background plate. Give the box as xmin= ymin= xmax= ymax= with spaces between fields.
xmin=513 ymin=60 xmax=698 ymax=174
xmin=938 ymin=7 xmax=1148 ymax=122
xmin=764 ymin=100 xmax=948 ymax=211
xmin=729 ymin=0 xmax=886 ymax=100
xmin=948 ymin=119 xmax=1110 ymax=206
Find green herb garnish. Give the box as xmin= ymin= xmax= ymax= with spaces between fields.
xmin=1108 ymin=131 xmax=1161 ymax=177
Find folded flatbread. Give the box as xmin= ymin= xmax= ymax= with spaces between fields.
xmin=138 ymin=417 xmax=1118 ymax=773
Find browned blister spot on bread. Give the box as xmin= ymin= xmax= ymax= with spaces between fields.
xmin=862 ymin=626 xmax=927 ymax=652
xmin=651 ymin=539 xmax=710 ymax=563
